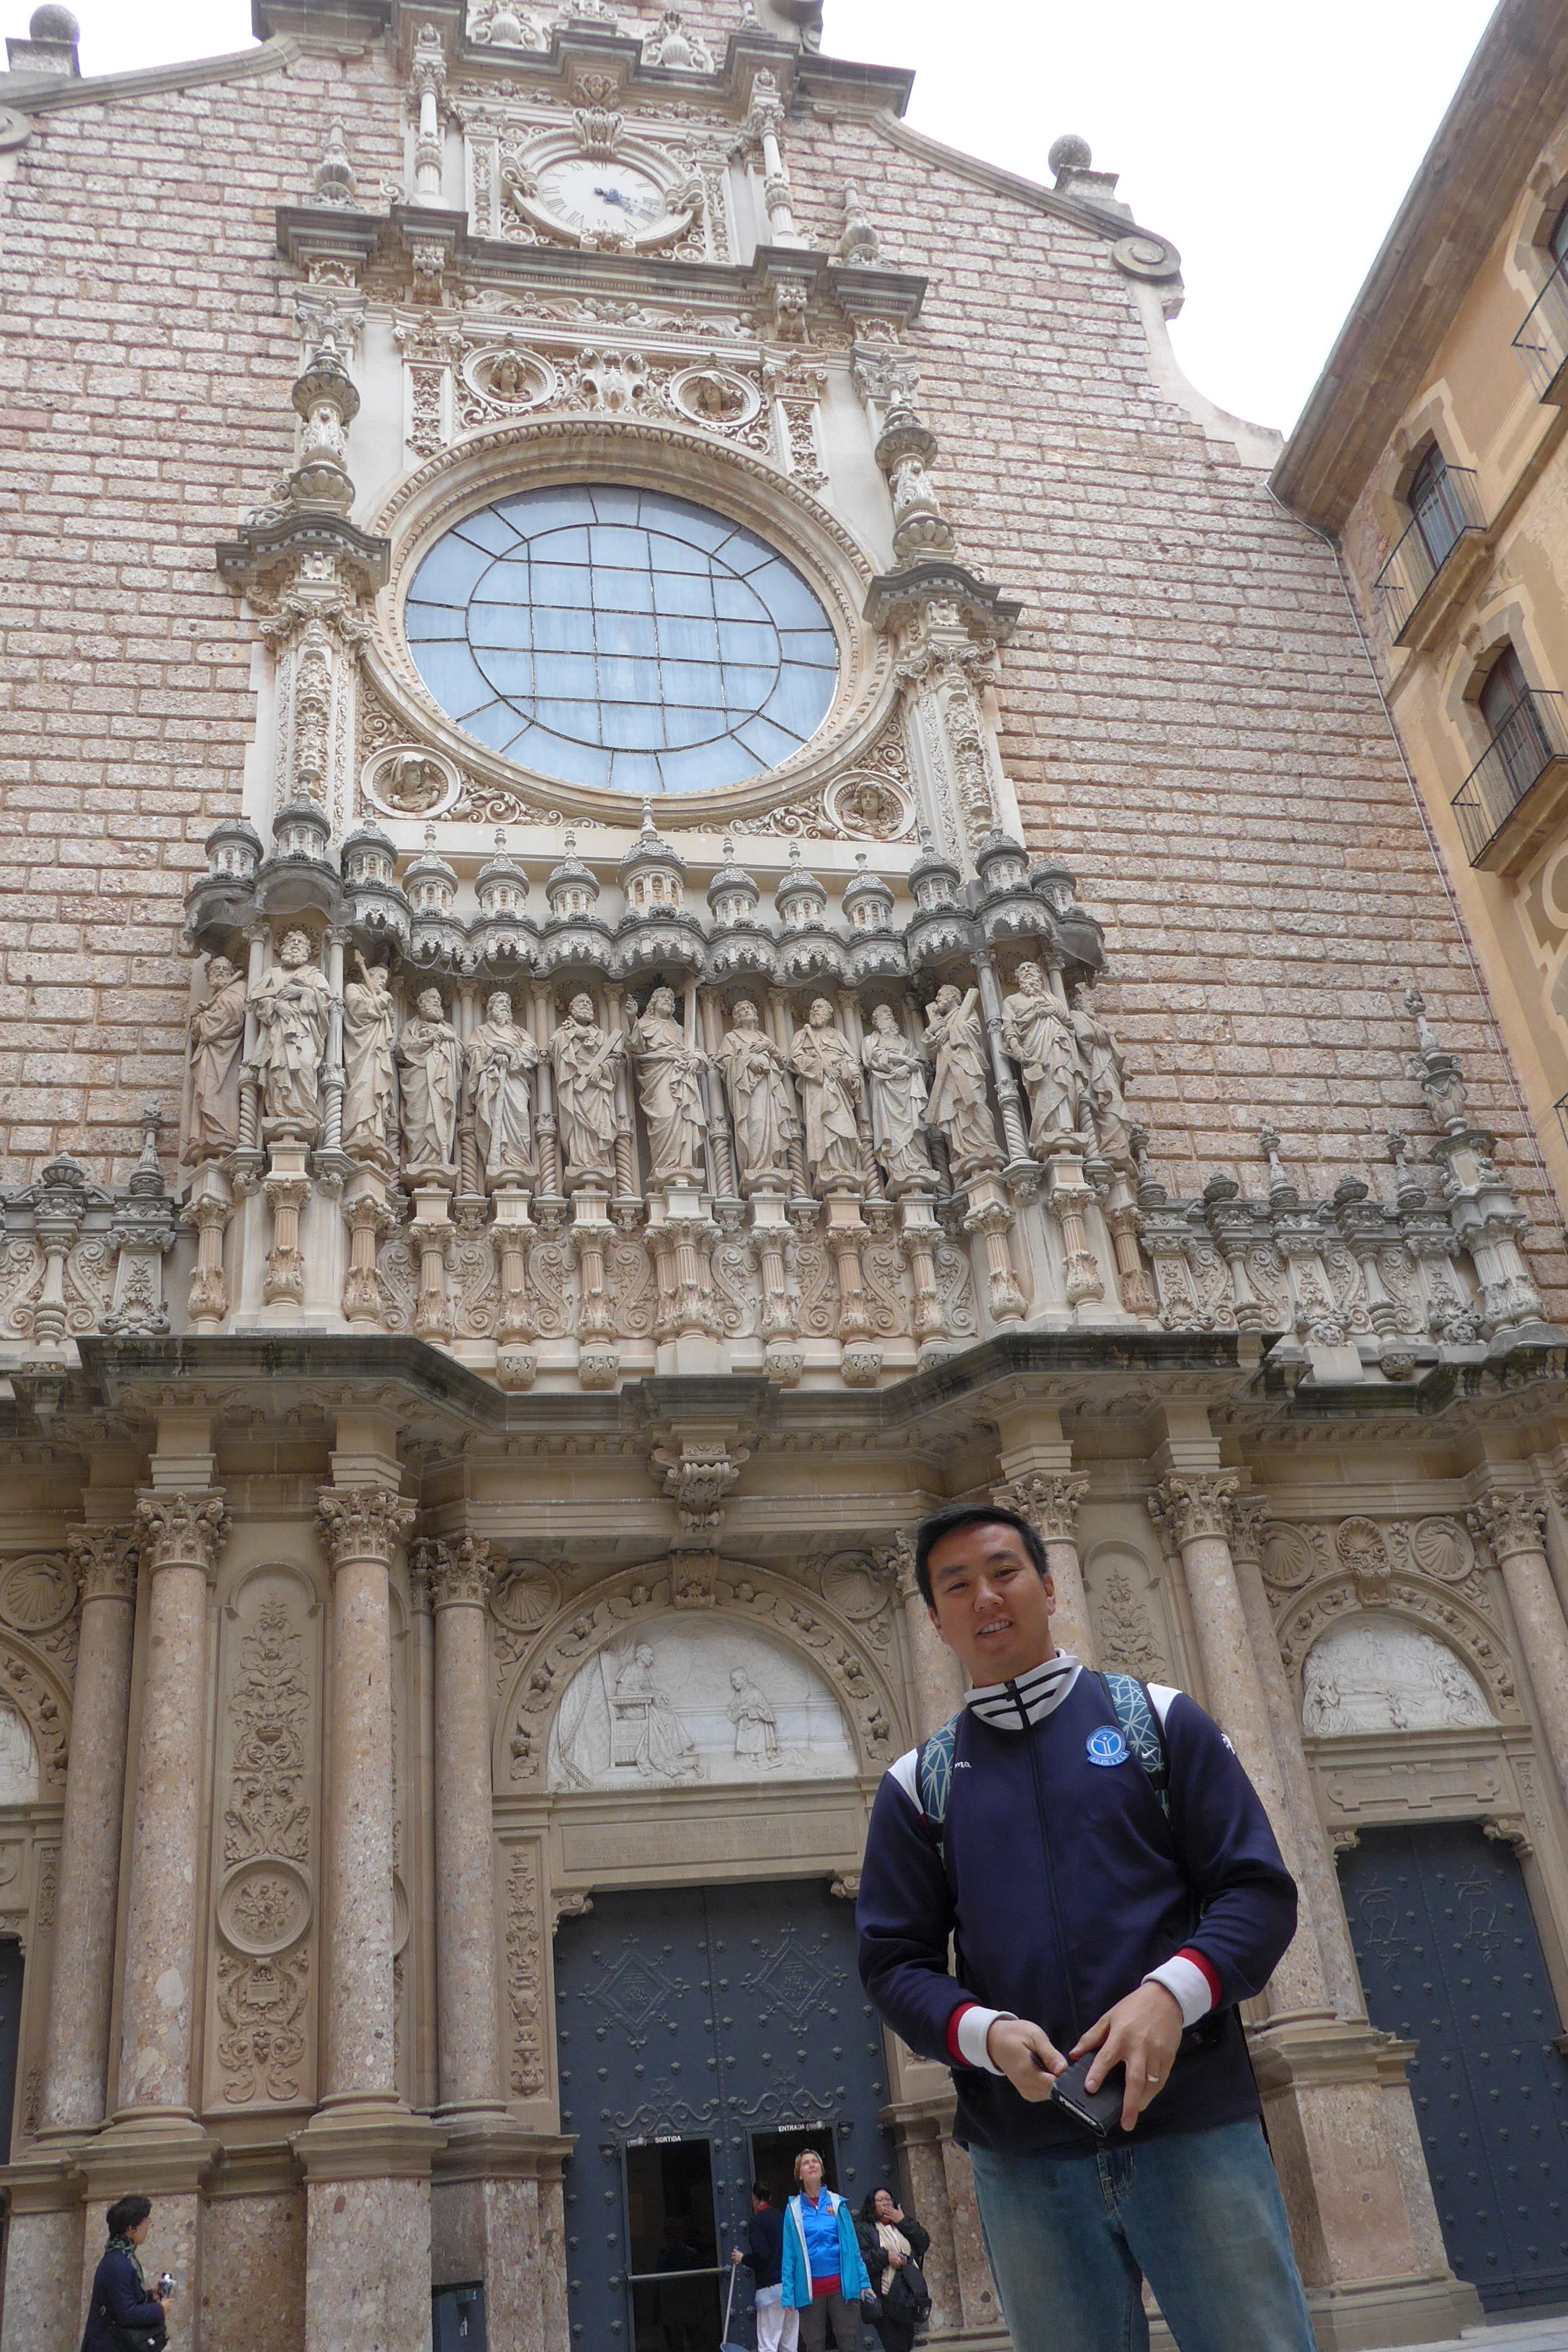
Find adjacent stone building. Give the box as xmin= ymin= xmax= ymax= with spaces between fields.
xmin=0 ymin=0 xmax=1566 ymax=2346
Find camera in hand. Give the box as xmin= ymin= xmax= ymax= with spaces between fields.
xmin=1046 ymin=2054 xmax=1126 ymax=2137
xmin=157 ymin=2273 xmax=175 ymax=2298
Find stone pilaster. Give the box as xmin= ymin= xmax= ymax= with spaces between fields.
xmin=1469 ymin=1487 xmax=1568 ymax=1812
xmin=0 ymin=1525 xmax=139 ymax=2352
xmin=295 ymin=1482 xmax=442 ymax=2352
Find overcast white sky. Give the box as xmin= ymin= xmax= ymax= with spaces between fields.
xmin=62 ymin=0 xmax=1497 ymax=432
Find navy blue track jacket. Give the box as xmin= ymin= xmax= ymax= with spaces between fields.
xmin=856 ymin=1662 xmax=1298 ymax=2155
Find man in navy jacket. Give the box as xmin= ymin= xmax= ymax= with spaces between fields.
xmin=857 ymin=1504 xmax=1317 ymax=2352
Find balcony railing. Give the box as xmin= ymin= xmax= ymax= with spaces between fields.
xmin=1373 ymin=465 xmax=1484 ymax=643
xmin=1513 ymin=270 xmax=1568 ymax=401
xmin=1451 ymin=687 xmax=1568 ymax=863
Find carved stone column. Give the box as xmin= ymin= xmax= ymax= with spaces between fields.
xmin=0 ymin=1526 xmax=141 ymax=2352
xmin=1469 ymin=1488 xmax=1568 ymax=1811
xmin=117 ymin=1492 xmax=230 ymax=2120
xmin=295 ymin=1484 xmax=442 ymax=2352
xmin=1149 ymin=1470 xmax=1471 ymax=2337
xmin=74 ymin=1494 xmax=227 ymax=2331
xmin=40 ymin=1526 xmax=140 ymax=2133
xmin=993 ymin=1472 xmax=1094 ymax=1667
xmin=885 ymin=1532 xmax=963 ymax=1737
xmin=1223 ymin=1497 xmax=1362 ymax=2015
xmin=422 ymin=1537 xmax=507 ymax=2127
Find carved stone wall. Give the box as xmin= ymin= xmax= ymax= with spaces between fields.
xmin=205 ymin=1564 xmax=323 ymax=2113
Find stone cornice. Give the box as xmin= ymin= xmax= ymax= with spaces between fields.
xmin=1273 ymin=0 xmax=1568 ymax=530
xmin=0 ymin=35 xmax=299 ymax=115
xmin=870 ymin=110 xmax=1182 ymax=283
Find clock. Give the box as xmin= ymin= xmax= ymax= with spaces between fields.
xmin=533 ymin=154 xmax=670 ymax=240
xmin=499 ymin=128 xmax=704 ymax=252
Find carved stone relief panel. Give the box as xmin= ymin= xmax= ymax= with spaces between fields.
xmin=503 ymin=1840 xmax=549 ymax=2101
xmin=503 ymin=1561 xmax=899 ymax=1789
xmin=205 ymin=1564 xmax=321 ymax=2112
xmin=0 ymin=1698 xmax=39 ymax=1806
xmin=548 ymin=1616 xmax=855 ymax=1790
xmin=1276 ymin=1576 xmax=1520 ymax=1727
xmin=1081 ymin=1540 xmax=1175 ymax=1683
xmin=1301 ymin=1616 xmax=1494 ymax=1737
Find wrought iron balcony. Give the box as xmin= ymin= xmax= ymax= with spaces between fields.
xmin=1373 ymin=465 xmax=1485 ymax=645
xmin=1512 ymin=270 xmax=1568 ymax=401
xmin=1451 ymin=686 xmax=1568 ymax=866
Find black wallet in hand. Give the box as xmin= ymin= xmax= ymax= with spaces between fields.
xmin=1041 ymin=2052 xmax=1126 ymax=2137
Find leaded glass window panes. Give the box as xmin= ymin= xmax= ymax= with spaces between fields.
xmin=404 ymin=486 xmax=840 ymax=793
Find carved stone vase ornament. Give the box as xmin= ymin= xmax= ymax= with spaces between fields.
xmin=716 ymin=1002 xmax=798 ymax=1191
xmin=396 ymin=986 xmax=464 ymax=1182
xmin=1072 ymin=980 xmax=1133 ymax=1166
xmin=860 ymin=1004 xmax=933 ymax=1194
xmin=628 ymin=985 xmax=708 ymax=1187
xmin=467 ymin=990 xmax=540 ymax=1188
xmin=341 ymin=953 xmax=398 ymax=1164
xmin=1001 ymin=959 xmax=1079 ymax=1156
xmin=250 ymin=930 xmax=330 ymax=1141
xmin=551 ymin=992 xmax=622 ymax=1187
xmin=789 ymin=999 xmax=863 ymax=1190
xmin=923 ymin=984 xmax=1001 ymax=1177
xmin=186 ymin=955 xmax=248 ymax=1162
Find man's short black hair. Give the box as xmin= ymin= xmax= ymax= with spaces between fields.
xmin=913 ymin=1503 xmax=1047 ymax=1608
xmin=106 ymin=2194 xmax=151 ymax=2240
xmin=750 ymin=2180 xmax=770 ymax=2201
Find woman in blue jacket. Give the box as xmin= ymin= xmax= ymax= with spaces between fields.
xmin=80 ymin=2195 xmax=169 ymax=2352
xmin=780 ymin=2148 xmax=873 ymax=2352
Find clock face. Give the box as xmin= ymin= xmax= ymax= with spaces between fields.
xmin=535 ymin=155 xmax=669 ymax=239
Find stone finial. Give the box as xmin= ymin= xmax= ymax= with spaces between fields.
xmin=839 ymin=182 xmax=879 ymax=265
xmin=1048 ymin=133 xmax=1092 ymax=179
xmin=30 ymin=3 xmax=79 ymax=34
xmin=312 ymin=120 xmax=360 ymax=208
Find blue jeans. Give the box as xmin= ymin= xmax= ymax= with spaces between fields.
xmin=968 ymin=2121 xmax=1317 ymax=2352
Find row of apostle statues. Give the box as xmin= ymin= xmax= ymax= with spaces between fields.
xmin=187 ymin=934 xmax=1133 ymax=1195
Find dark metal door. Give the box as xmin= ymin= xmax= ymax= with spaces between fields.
xmin=0 ymin=1939 xmax=22 ymax=2163
xmin=556 ymin=1879 xmax=891 ymax=2351
xmin=1337 ymin=1821 xmax=1568 ymax=2309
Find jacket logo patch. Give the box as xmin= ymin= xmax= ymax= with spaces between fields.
xmin=1086 ymin=1724 xmax=1131 ymax=1767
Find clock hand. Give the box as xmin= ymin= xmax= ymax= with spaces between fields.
xmin=593 ymin=182 xmax=636 ymax=212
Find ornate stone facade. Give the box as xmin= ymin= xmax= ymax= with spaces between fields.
xmin=1 ymin=2 xmax=1568 ymax=2348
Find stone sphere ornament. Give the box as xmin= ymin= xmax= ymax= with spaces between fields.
xmin=1048 ymin=133 xmax=1092 ymax=178
xmin=29 ymin=4 xmax=79 ymax=35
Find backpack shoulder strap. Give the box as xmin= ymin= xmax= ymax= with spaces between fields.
xmin=1100 ymin=1671 xmax=1170 ymax=1816
xmin=914 ymin=1709 xmax=963 ymax=1827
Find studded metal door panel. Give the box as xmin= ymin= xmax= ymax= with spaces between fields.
xmin=1337 ymin=1821 xmax=1568 ymax=2310
xmin=555 ymin=1879 xmax=891 ymax=2351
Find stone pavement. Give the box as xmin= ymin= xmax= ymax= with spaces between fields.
xmin=1386 ymin=2317 xmax=1568 ymax=2352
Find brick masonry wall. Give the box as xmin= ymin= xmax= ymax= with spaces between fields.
xmin=789 ymin=108 xmax=1568 ymax=1317
xmin=0 ymin=45 xmax=401 ymax=1185
xmin=1 ymin=24 xmax=1564 ymax=1319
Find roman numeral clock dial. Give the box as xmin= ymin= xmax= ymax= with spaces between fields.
xmin=535 ymin=154 xmax=672 ymax=243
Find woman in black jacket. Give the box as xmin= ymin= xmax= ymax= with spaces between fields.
xmin=855 ymin=2189 xmax=931 ymax=2352
xmin=80 ymin=2195 xmax=169 ymax=2352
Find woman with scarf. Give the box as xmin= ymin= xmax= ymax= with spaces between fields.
xmin=856 ymin=2188 xmax=932 ymax=2352
xmin=81 ymin=2195 xmax=169 ymax=2352
xmin=780 ymin=2147 xmax=873 ymax=2352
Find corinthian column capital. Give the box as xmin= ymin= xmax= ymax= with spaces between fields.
xmin=1147 ymin=1470 xmax=1239 ymax=1549
xmin=994 ymin=1473 xmax=1089 ymax=1545
xmin=413 ymin=1533 xmax=497 ymax=1610
xmin=1467 ymin=1488 xmax=1549 ymax=1564
xmin=316 ymin=1484 xmax=416 ymax=1571
xmin=1222 ymin=1490 xmax=1271 ymax=1564
xmin=135 ymin=1489 xmax=231 ymax=1579
xmin=877 ymin=1528 xmax=919 ymax=1604
xmin=66 ymin=1523 xmax=140 ymax=1603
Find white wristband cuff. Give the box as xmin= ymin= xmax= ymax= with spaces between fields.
xmin=1143 ymin=1957 xmax=1213 ymax=2028
xmin=956 ymin=2005 xmax=1016 ymax=2072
